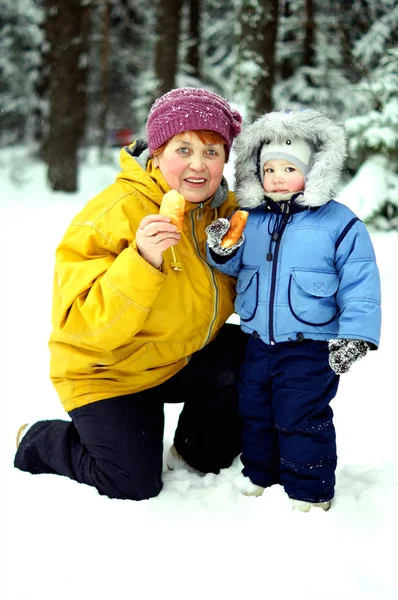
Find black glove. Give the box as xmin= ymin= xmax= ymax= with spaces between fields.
xmin=328 ymin=339 xmax=369 ymax=374
xmin=205 ymin=218 xmax=244 ymax=256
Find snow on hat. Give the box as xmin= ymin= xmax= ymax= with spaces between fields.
xmin=147 ymin=87 xmax=242 ymax=155
xmin=259 ymin=138 xmax=315 ymax=182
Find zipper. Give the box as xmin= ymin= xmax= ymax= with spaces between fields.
xmin=196 ymin=202 xmax=204 ymax=220
xmin=268 ymin=215 xmax=290 ymax=344
xmin=190 ymin=204 xmax=219 ymax=347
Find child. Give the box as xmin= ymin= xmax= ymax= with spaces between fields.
xmin=205 ymin=109 xmax=381 ymax=511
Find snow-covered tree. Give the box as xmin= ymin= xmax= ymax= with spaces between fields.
xmin=154 ymin=0 xmax=183 ymax=96
xmin=344 ymin=4 xmax=398 ymax=229
xmin=2 ymin=0 xmax=396 ymax=212
xmin=0 ymin=0 xmax=43 ymax=145
xmin=44 ymin=0 xmax=90 ymax=192
xmin=273 ymin=1 xmax=351 ymax=120
xmin=200 ymin=0 xmax=239 ymax=99
xmin=185 ymin=0 xmax=202 ymax=80
xmin=235 ymin=0 xmax=279 ymax=118
xmin=85 ymin=0 xmax=152 ymax=147
xmin=345 ymin=6 xmax=398 ymax=163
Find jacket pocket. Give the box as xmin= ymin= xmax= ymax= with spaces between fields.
xmin=235 ymin=267 xmax=259 ymax=322
xmin=288 ymin=269 xmax=339 ymax=326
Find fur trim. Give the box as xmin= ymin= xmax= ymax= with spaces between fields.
xmin=234 ymin=110 xmax=347 ymax=209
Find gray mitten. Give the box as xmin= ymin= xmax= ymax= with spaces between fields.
xmin=328 ymin=339 xmax=369 ymax=374
xmin=205 ymin=218 xmax=244 ymax=256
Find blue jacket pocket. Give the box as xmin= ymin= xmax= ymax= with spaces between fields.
xmin=288 ymin=269 xmax=339 ymax=326
xmin=235 ymin=267 xmax=259 ymax=322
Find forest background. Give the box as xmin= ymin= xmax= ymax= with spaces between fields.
xmin=1 ymin=0 xmax=398 ymax=227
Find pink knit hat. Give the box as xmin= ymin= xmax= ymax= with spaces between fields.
xmin=147 ymin=87 xmax=242 ymax=155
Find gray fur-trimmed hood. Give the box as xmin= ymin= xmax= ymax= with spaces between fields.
xmin=234 ymin=109 xmax=347 ymax=209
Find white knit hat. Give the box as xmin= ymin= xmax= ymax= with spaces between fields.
xmin=260 ymin=138 xmax=315 ymax=182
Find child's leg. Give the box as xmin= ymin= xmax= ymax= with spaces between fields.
xmin=239 ymin=336 xmax=280 ymax=488
xmin=271 ymin=340 xmax=339 ymax=503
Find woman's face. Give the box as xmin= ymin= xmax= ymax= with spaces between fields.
xmin=153 ymin=132 xmax=226 ymax=203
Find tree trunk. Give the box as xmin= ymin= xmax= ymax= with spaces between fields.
xmin=237 ymin=0 xmax=279 ymax=118
xmin=187 ymin=0 xmax=201 ymax=79
xmin=98 ymin=1 xmax=111 ymax=162
xmin=154 ymin=0 xmax=183 ymax=96
xmin=279 ymin=0 xmax=295 ymax=81
xmin=44 ymin=0 xmax=90 ymax=192
xmin=303 ymin=0 xmax=314 ymax=67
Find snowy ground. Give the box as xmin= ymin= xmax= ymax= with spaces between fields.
xmin=2 ymin=147 xmax=397 ymax=600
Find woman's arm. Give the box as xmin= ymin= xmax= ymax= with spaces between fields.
xmin=52 ymin=222 xmax=167 ymax=352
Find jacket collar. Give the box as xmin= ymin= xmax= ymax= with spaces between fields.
xmin=263 ymin=193 xmax=309 ymax=215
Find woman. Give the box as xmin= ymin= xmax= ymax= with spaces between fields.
xmin=14 ymin=87 xmax=246 ymax=500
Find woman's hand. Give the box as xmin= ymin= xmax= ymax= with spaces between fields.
xmin=135 ymin=214 xmax=181 ymax=269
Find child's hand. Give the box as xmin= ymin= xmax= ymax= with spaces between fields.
xmin=328 ymin=339 xmax=369 ymax=374
xmin=206 ymin=218 xmax=244 ymax=256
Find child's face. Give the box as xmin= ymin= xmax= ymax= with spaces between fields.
xmin=262 ymin=159 xmax=305 ymax=194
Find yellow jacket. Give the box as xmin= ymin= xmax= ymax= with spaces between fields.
xmin=50 ymin=142 xmax=238 ymax=412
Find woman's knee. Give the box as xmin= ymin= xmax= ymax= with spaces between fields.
xmin=92 ymin=460 xmax=163 ymax=501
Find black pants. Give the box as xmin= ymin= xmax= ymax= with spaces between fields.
xmin=239 ymin=337 xmax=339 ymax=503
xmin=15 ymin=324 xmax=247 ymax=500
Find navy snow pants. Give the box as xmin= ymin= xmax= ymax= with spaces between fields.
xmin=14 ymin=324 xmax=247 ymax=501
xmin=239 ymin=336 xmax=339 ymax=503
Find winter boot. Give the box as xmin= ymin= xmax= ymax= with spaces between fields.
xmin=292 ymin=499 xmax=332 ymax=512
xmin=234 ymin=472 xmax=265 ymax=497
xmin=166 ymin=444 xmax=205 ymax=476
xmin=243 ymin=484 xmax=265 ymax=497
xmin=16 ymin=423 xmax=29 ymax=449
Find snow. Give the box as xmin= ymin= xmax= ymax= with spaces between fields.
xmin=338 ymin=155 xmax=390 ymax=220
xmin=2 ymin=146 xmax=397 ymax=600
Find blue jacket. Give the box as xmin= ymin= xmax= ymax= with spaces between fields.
xmin=207 ymin=109 xmax=381 ymax=348
xmin=207 ymin=199 xmax=381 ymax=347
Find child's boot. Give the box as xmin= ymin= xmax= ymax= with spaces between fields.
xmin=292 ymin=499 xmax=331 ymax=512
xmin=234 ymin=472 xmax=265 ymax=496
xmin=166 ymin=444 xmax=205 ymax=476
xmin=244 ymin=484 xmax=265 ymax=497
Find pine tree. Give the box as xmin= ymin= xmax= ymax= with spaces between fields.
xmin=84 ymin=0 xmax=151 ymax=148
xmin=0 ymin=0 xmax=43 ymax=145
xmin=154 ymin=0 xmax=183 ymax=96
xmin=235 ymin=0 xmax=279 ymax=118
xmin=186 ymin=0 xmax=201 ymax=80
xmin=44 ymin=0 xmax=90 ymax=192
xmin=273 ymin=1 xmax=351 ymax=120
xmin=344 ymin=4 xmax=398 ymax=229
xmin=200 ymin=0 xmax=239 ymax=100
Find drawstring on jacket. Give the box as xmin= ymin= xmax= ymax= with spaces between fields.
xmin=170 ymin=246 xmax=182 ymax=271
xmin=266 ymin=201 xmax=292 ymax=261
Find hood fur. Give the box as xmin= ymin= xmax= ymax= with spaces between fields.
xmin=234 ymin=109 xmax=347 ymax=209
